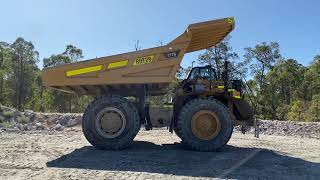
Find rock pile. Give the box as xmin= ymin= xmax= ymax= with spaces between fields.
xmin=0 ymin=105 xmax=37 ymax=124
xmin=258 ymin=120 xmax=320 ymax=139
xmin=236 ymin=120 xmax=320 ymax=139
xmin=0 ymin=104 xmax=82 ymax=132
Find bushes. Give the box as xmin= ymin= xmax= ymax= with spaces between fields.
xmin=307 ymin=95 xmax=320 ymax=122
xmin=288 ymin=100 xmax=305 ymax=121
xmin=16 ymin=115 xmax=30 ymax=124
xmin=287 ymin=96 xmax=320 ymax=122
xmin=0 ymin=105 xmax=31 ymax=126
xmin=2 ymin=111 xmax=14 ymax=118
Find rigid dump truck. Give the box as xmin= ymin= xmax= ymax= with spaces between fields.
xmin=42 ymin=17 xmax=254 ymax=151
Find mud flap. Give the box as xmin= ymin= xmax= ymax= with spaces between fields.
xmin=232 ymin=98 xmax=254 ymax=126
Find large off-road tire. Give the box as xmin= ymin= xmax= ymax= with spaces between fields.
xmin=82 ymin=95 xmax=140 ymax=150
xmin=176 ymin=97 xmax=233 ymax=151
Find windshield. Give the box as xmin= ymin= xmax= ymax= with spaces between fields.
xmin=188 ymin=67 xmax=217 ymax=80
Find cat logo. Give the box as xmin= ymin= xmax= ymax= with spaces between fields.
xmin=165 ymin=50 xmax=180 ymax=59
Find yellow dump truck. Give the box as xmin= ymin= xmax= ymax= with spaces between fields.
xmin=42 ymin=17 xmax=254 ymax=151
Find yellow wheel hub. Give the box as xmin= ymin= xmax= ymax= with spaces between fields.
xmin=191 ymin=110 xmax=221 ymax=140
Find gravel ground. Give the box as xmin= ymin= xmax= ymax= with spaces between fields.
xmin=0 ymin=127 xmax=319 ymax=180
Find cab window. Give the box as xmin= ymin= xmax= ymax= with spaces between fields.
xmin=188 ymin=67 xmax=217 ymax=80
xmin=188 ymin=68 xmax=200 ymax=79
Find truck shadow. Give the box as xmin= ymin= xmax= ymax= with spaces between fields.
xmin=47 ymin=141 xmax=320 ymax=179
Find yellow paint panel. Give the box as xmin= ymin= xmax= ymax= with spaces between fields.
xmin=66 ymin=65 xmax=102 ymax=77
xmin=108 ymin=60 xmax=128 ymax=69
xmin=227 ymin=17 xmax=234 ymax=24
xmin=217 ymin=86 xmax=225 ymax=89
xmin=227 ymin=17 xmax=235 ymax=29
xmin=133 ymin=55 xmax=154 ymax=66
xmin=228 ymin=89 xmax=236 ymax=92
xmin=233 ymin=96 xmax=241 ymax=99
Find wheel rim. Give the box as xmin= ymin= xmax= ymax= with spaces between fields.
xmin=191 ymin=110 xmax=221 ymax=140
xmin=95 ymin=107 xmax=126 ymax=138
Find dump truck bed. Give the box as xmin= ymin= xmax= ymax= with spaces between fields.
xmin=42 ymin=17 xmax=235 ymax=96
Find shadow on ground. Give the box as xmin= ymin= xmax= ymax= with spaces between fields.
xmin=47 ymin=141 xmax=320 ymax=179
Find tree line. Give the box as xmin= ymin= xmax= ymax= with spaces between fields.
xmin=0 ymin=37 xmax=319 ymax=121
xmin=0 ymin=38 xmax=92 ymax=113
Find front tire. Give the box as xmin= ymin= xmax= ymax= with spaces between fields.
xmin=82 ymin=95 xmax=140 ymax=150
xmin=176 ymin=97 xmax=233 ymax=151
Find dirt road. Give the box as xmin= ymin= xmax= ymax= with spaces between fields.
xmin=0 ymin=128 xmax=319 ymax=180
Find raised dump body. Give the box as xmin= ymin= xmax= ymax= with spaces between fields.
xmin=42 ymin=17 xmax=235 ymax=96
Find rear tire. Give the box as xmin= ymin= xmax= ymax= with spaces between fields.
xmin=176 ymin=97 xmax=233 ymax=151
xmin=82 ymin=95 xmax=140 ymax=150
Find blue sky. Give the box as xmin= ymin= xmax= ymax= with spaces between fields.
xmin=0 ymin=0 xmax=319 ymax=68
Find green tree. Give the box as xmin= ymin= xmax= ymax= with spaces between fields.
xmin=303 ymin=56 xmax=320 ymax=101
xmin=43 ymin=54 xmax=71 ymax=67
xmin=24 ymin=69 xmax=57 ymax=112
xmin=0 ymin=42 xmax=12 ymax=105
xmin=63 ymin=44 xmax=83 ymax=62
xmin=8 ymin=38 xmax=39 ymax=110
xmin=307 ymin=95 xmax=320 ymax=122
xmin=264 ymin=59 xmax=305 ymax=119
xmin=287 ymin=100 xmax=305 ymax=121
xmin=244 ymin=42 xmax=281 ymax=88
xmin=243 ymin=42 xmax=281 ymax=118
xmin=198 ymin=36 xmax=242 ymax=79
